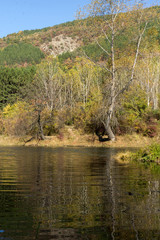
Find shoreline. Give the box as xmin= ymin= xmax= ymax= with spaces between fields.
xmin=0 ymin=132 xmax=159 ymax=148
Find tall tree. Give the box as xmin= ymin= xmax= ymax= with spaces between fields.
xmin=27 ymin=56 xmax=65 ymax=140
xmin=78 ymin=0 xmax=149 ymax=141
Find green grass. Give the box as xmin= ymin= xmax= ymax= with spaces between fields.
xmin=131 ymin=144 xmax=160 ymax=164
xmin=125 ymin=144 xmax=160 ymax=174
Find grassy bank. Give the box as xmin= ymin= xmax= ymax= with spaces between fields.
xmin=116 ymin=143 xmax=160 ymax=173
xmin=0 ymin=126 xmax=159 ymax=148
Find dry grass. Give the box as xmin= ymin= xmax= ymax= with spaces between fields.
xmin=115 ymin=151 xmax=132 ymax=164
xmin=0 ymin=127 xmax=159 ymax=148
xmin=0 ymin=135 xmax=22 ymax=146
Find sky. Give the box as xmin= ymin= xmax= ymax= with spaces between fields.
xmin=0 ymin=0 xmax=158 ymax=38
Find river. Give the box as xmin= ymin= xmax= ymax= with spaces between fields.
xmin=0 ymin=146 xmax=160 ymax=240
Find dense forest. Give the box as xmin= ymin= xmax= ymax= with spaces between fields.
xmin=0 ymin=1 xmax=160 ymax=141
xmin=0 ymin=43 xmax=44 ymax=66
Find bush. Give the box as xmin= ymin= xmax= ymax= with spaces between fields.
xmin=131 ymin=144 xmax=160 ymax=165
xmin=116 ymin=85 xmax=160 ymax=137
xmin=2 ymin=101 xmax=35 ymax=136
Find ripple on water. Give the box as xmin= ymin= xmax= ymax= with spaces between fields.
xmin=0 ymin=146 xmax=160 ymax=240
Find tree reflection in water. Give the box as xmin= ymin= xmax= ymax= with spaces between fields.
xmin=0 ymin=147 xmax=160 ymax=240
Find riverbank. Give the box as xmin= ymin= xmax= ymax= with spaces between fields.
xmin=0 ymin=126 xmax=159 ymax=148
xmin=116 ymin=144 xmax=160 ymax=173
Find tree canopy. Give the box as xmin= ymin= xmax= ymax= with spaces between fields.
xmin=0 ymin=42 xmax=44 ymax=66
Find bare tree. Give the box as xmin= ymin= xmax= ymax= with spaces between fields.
xmin=27 ymin=57 xmax=65 ymax=140
xmin=136 ymin=51 xmax=160 ymax=110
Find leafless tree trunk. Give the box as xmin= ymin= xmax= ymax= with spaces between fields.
xmin=37 ymin=109 xmax=45 ymax=140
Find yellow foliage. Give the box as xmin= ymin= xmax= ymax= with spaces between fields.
xmin=2 ymin=101 xmax=34 ymax=136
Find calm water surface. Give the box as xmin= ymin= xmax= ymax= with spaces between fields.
xmin=0 ymin=146 xmax=160 ymax=240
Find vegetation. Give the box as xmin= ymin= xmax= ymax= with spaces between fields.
xmin=117 ymin=144 xmax=160 ymax=172
xmin=23 ymin=27 xmax=51 ymax=36
xmin=0 ymin=6 xmax=158 ymax=58
xmin=132 ymin=144 xmax=160 ymax=164
xmin=0 ymin=66 xmax=36 ymax=108
xmin=0 ymin=2 xmax=159 ymax=142
xmin=0 ymin=42 xmax=44 ymax=66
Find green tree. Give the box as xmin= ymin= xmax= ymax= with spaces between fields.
xmin=0 ymin=42 xmax=44 ymax=66
xmin=0 ymin=66 xmax=36 ymax=109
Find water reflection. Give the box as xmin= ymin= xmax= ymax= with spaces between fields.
xmin=0 ymin=147 xmax=160 ymax=239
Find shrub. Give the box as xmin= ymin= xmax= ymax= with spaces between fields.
xmin=130 ymin=144 xmax=160 ymax=165
xmin=2 ymin=101 xmax=35 ymax=136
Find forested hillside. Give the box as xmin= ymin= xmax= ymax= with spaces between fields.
xmin=0 ymin=2 xmax=160 ymax=142
xmin=0 ymin=6 xmax=159 ymax=65
xmin=0 ymin=43 xmax=44 ymax=66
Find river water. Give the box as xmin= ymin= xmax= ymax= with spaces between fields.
xmin=0 ymin=146 xmax=160 ymax=240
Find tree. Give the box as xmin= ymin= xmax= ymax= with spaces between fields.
xmin=135 ymin=50 xmax=160 ymax=110
xmin=0 ymin=66 xmax=36 ymax=109
xmin=65 ymin=57 xmax=103 ymax=129
xmin=135 ymin=26 xmax=160 ymax=110
xmin=27 ymin=56 xmax=65 ymax=140
xmin=2 ymin=101 xmax=35 ymax=136
xmin=78 ymin=0 xmax=149 ymax=141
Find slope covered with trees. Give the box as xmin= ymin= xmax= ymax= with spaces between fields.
xmin=0 ymin=42 xmax=44 ymax=66
xmin=0 ymin=2 xmax=159 ymax=142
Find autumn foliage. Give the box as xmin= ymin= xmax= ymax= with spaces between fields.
xmin=0 ymin=4 xmax=159 ymax=140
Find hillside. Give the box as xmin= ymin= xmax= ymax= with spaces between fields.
xmin=0 ymin=6 xmax=158 ymax=67
xmin=0 ymin=4 xmax=160 ymax=142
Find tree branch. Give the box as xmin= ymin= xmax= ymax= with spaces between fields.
xmin=115 ymin=22 xmax=148 ymax=98
xmin=83 ymin=51 xmax=112 ymax=74
xmin=96 ymin=40 xmax=111 ymax=56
